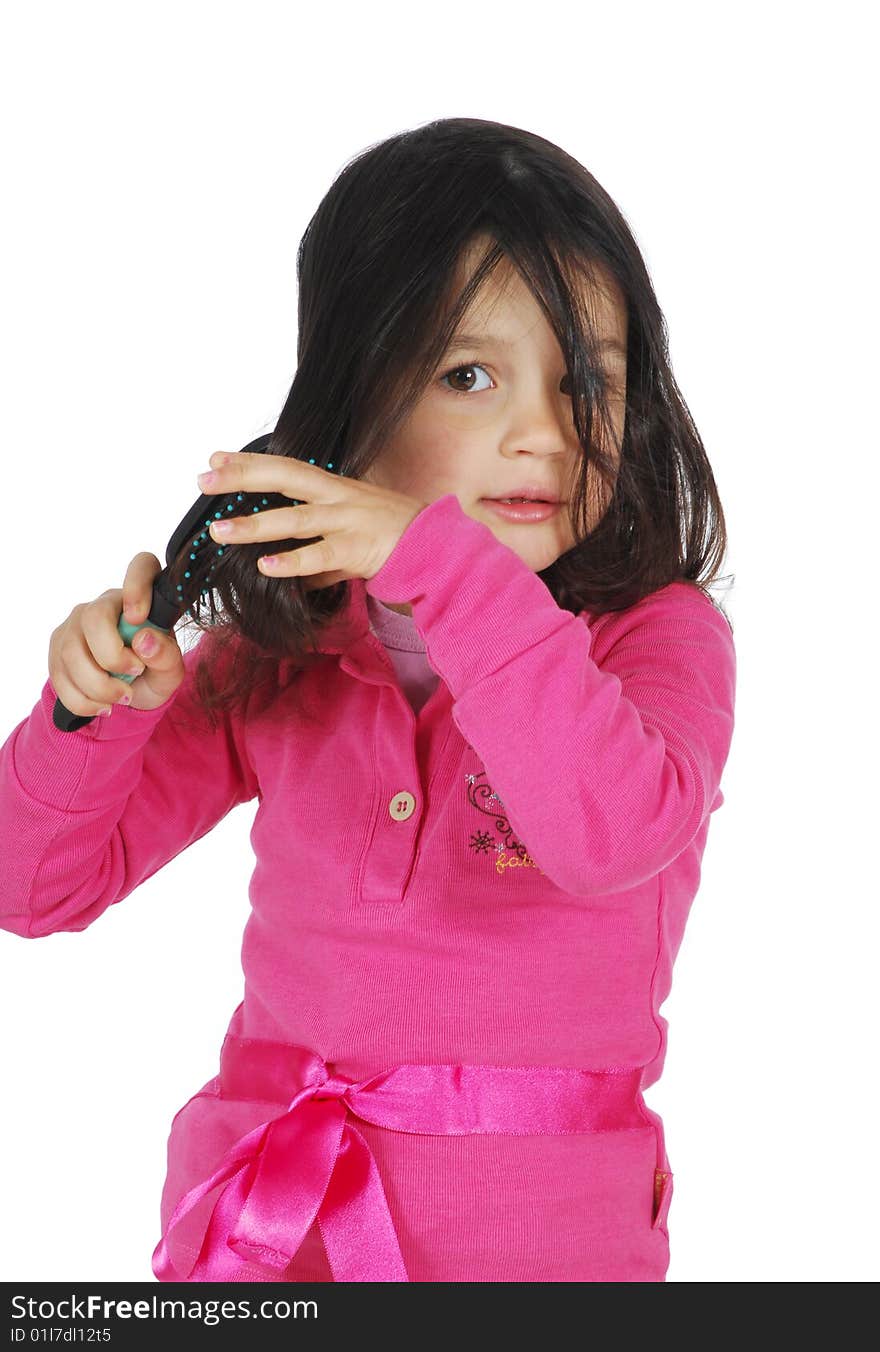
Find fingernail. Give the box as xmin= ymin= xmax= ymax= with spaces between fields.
xmin=135 ymin=632 xmax=157 ymax=656
xmin=197 ymin=471 xmax=217 ymax=489
xmin=119 ymin=693 xmax=132 ymax=706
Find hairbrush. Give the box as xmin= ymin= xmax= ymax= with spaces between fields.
xmin=53 ymin=434 xmax=339 ymax=732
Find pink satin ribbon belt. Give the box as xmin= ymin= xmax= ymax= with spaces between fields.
xmin=152 ymin=1033 xmax=647 ymax=1282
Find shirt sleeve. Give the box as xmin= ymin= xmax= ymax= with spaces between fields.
xmin=0 ymin=633 xmax=259 ymax=938
xmin=366 ymin=493 xmax=737 ymax=898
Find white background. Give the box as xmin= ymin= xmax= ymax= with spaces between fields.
xmin=1 ymin=0 xmax=876 ymax=1285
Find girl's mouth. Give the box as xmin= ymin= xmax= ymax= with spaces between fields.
xmin=480 ymin=498 xmax=561 ymax=523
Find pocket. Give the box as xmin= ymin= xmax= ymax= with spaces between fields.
xmin=651 ymin=1165 xmax=674 ymax=1231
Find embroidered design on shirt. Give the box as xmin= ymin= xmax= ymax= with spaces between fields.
xmin=464 ymin=769 xmax=545 ymax=876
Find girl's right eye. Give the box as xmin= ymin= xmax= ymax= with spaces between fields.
xmin=439 ymin=362 xmax=494 ymax=396
xmin=439 ymin=362 xmax=583 ymax=398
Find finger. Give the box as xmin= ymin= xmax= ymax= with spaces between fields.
xmin=257 ymin=536 xmax=337 ymax=577
xmin=207 ymin=503 xmax=309 ymax=547
xmin=58 ymin=606 xmax=141 ymax=713
xmin=49 ymin=659 xmax=118 ymax=719
xmin=203 ymin=450 xmax=336 ymax=502
xmin=303 ymin=570 xmax=348 ymax=591
xmin=122 ymin=552 xmax=162 ymax=624
xmin=130 ymin=621 xmax=176 ymax=664
xmin=83 ymin=593 xmax=147 ymax=680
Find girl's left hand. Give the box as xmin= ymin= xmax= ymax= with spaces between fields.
xmin=197 ymin=450 xmax=428 ymax=591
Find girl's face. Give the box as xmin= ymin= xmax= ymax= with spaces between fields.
xmin=362 ymin=244 xmax=628 ymax=616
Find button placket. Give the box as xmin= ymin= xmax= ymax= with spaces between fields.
xmin=359 ymin=688 xmax=422 ymax=906
xmin=352 ymin=642 xmax=457 ymax=909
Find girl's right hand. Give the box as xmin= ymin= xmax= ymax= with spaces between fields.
xmin=48 ymin=552 xmax=186 ymax=717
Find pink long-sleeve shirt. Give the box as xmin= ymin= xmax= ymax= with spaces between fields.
xmin=0 ymin=492 xmax=736 ymax=1282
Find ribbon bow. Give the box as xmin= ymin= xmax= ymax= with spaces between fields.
xmin=152 ymin=1035 xmax=647 ymax=1282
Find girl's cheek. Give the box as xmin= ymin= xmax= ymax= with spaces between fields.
xmin=434 ymin=392 xmax=506 ymax=431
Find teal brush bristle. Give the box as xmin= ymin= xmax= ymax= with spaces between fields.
xmin=177 ymin=458 xmax=338 ymax=614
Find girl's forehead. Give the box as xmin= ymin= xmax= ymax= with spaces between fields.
xmin=451 ymin=259 xmax=627 ymax=354
xmin=451 ymin=234 xmax=625 ymax=323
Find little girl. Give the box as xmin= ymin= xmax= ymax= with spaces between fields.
xmin=0 ymin=117 xmax=736 ymax=1283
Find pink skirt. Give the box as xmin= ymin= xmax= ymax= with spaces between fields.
xmin=153 ymin=1032 xmax=674 ymax=1283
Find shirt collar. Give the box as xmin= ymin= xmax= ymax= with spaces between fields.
xmin=311 ymin=576 xmax=374 ymax=655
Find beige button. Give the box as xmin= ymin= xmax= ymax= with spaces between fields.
xmin=389 ymin=790 xmax=416 ymax=821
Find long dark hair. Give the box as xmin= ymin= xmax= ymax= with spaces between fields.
xmin=178 ymin=116 xmax=733 ymax=731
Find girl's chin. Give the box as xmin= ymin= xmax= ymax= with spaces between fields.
xmin=486 ymin=533 xmax=564 ymax=570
